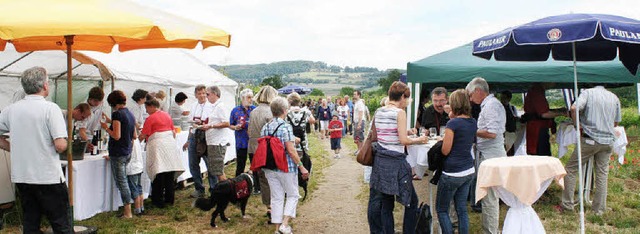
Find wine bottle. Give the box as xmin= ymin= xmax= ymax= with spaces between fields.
xmin=91 ymin=130 xmax=99 ymax=155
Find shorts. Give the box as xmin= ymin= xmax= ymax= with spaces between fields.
xmin=330 ymin=138 xmax=342 ymax=150
xmin=354 ymin=121 xmax=366 ymax=142
xmin=127 ymin=173 xmax=143 ymax=198
xmin=207 ymin=145 xmax=227 ymax=176
xmin=320 ymin=120 xmax=329 ymax=130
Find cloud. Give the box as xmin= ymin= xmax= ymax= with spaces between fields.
xmin=135 ymin=0 xmax=640 ymax=69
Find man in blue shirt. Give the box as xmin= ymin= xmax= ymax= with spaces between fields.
xmin=229 ymin=89 xmax=256 ymax=177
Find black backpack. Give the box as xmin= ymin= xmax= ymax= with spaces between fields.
xmin=264 ymin=123 xmax=284 ymax=170
xmin=287 ymin=111 xmax=307 ymax=144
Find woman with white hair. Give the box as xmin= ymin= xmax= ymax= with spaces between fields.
xmin=261 ymin=97 xmax=309 ymax=234
xmin=229 ymin=89 xmax=256 ymax=177
xmin=248 ymin=86 xmax=278 ymax=216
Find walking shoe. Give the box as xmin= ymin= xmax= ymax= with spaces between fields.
xmin=252 ymin=189 xmax=261 ymax=195
xmin=278 ymin=225 xmax=292 ymax=234
xmin=190 ymin=190 xmax=204 ymax=198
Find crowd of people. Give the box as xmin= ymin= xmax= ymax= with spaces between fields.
xmin=366 ymin=78 xmax=621 ymax=234
xmin=0 ymin=66 xmax=624 ymax=234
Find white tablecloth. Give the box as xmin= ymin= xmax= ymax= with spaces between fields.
xmin=556 ymin=124 xmax=627 ymax=164
xmin=0 ymin=149 xmax=14 ymax=204
xmin=61 ymin=131 xmax=205 ymax=220
xmin=172 ymin=131 xmax=207 ymax=182
xmin=406 ymin=140 xmax=435 ymax=179
xmin=62 ymin=152 xmax=151 ymax=221
xmin=476 ymin=156 xmax=566 ymax=234
xmin=495 ymin=179 xmax=552 ymax=234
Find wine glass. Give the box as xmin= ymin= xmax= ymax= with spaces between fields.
xmin=419 ymin=127 xmax=427 ymax=137
xmin=429 ymin=127 xmax=436 ymax=139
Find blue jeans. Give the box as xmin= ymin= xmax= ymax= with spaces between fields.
xmin=342 ymin=119 xmax=348 ymax=135
xmin=367 ymin=187 xmax=418 ymax=234
xmin=110 ymin=155 xmax=133 ymax=204
xmin=436 ymin=174 xmax=473 ymax=234
xmin=127 ymin=173 xmax=143 ymax=199
xmin=188 ymin=135 xmax=216 ymax=193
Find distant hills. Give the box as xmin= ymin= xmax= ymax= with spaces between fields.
xmin=210 ymin=60 xmax=403 ymax=94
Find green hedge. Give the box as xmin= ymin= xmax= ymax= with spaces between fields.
xmin=620 ymin=108 xmax=640 ymax=128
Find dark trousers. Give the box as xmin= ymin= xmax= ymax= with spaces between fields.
xmin=249 ymin=153 xmax=260 ymax=191
xmin=536 ymin=128 xmax=552 ymax=156
xmin=151 ymin=172 xmax=176 ymax=207
xmin=235 ymin=148 xmax=261 ymax=191
xmin=16 ymin=183 xmax=72 ymax=234
xmin=188 ymin=135 xmax=215 ymax=193
xmin=368 ymin=187 xmax=418 ymax=234
xmin=235 ymin=148 xmax=249 ymax=176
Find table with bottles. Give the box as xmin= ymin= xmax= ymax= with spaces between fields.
xmin=60 ymin=130 xmax=204 ymax=220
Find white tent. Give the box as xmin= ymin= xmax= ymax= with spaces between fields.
xmin=0 ymin=45 xmax=238 ymax=162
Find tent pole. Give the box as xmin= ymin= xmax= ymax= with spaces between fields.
xmin=413 ymin=83 xmax=420 ymax=128
xmin=0 ymin=51 xmax=33 ymax=72
xmin=572 ymin=42 xmax=585 ymax=234
xmin=65 ymin=35 xmax=75 ymax=225
xmin=407 ymin=82 xmax=413 ymax=129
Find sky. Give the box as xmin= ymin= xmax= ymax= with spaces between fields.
xmin=135 ymin=0 xmax=640 ymax=70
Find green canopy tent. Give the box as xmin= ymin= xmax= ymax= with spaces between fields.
xmin=407 ymin=43 xmax=639 ymax=91
xmin=405 ymin=43 xmax=639 ymax=127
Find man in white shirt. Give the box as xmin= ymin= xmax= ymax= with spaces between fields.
xmin=77 ymin=87 xmax=106 ymax=151
xmin=201 ymin=86 xmax=230 ymax=192
xmin=466 ymin=77 xmax=506 ymax=234
xmin=183 ymin=85 xmax=215 ymax=198
xmin=61 ymin=103 xmax=92 ymax=139
xmin=352 ymin=90 xmax=367 ymax=150
xmin=0 ymin=67 xmax=71 ymax=233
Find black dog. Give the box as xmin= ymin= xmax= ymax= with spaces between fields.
xmin=194 ymin=173 xmax=253 ymax=228
xmin=298 ymin=149 xmax=312 ymax=201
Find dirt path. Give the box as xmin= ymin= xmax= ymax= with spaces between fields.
xmin=294 ymin=136 xmax=369 ymax=234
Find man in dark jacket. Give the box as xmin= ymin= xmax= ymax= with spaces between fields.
xmin=417 ymin=87 xmax=449 ymax=136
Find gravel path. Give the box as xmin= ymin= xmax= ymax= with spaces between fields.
xmin=294 ymin=136 xmax=369 ymax=234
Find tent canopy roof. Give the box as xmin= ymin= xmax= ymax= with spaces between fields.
xmin=407 ymin=43 xmax=640 ymax=90
xmin=0 ymin=43 xmax=237 ymax=89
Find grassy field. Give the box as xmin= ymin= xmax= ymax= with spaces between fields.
xmin=1 ymin=134 xmax=331 ymax=234
xmin=287 ymin=71 xmax=371 ymax=96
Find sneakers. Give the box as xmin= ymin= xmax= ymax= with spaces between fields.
xmin=252 ymin=190 xmax=261 ymax=195
xmin=190 ymin=190 xmax=204 ymax=198
xmin=278 ymin=225 xmax=293 ymax=234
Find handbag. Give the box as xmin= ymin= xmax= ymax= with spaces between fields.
xmin=194 ymin=129 xmax=207 ymax=155
xmin=356 ymin=116 xmax=376 ymax=166
xmin=415 ymin=202 xmax=432 ymax=234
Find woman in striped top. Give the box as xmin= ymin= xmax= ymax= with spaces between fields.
xmin=368 ymin=81 xmax=428 ymax=234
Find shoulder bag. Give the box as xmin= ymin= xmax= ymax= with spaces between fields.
xmin=356 ymin=116 xmax=376 ymax=166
